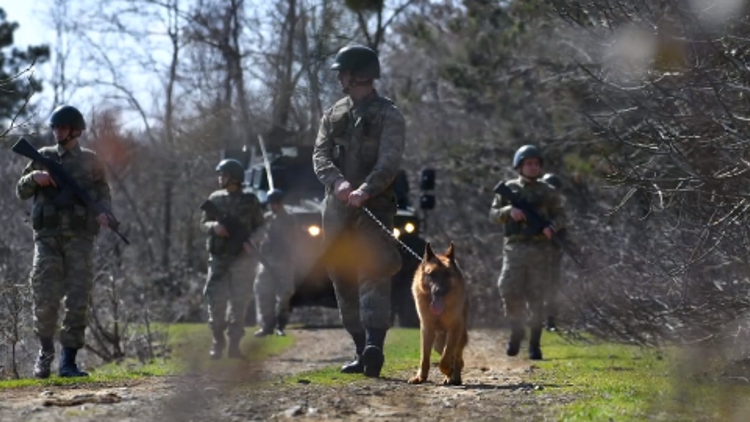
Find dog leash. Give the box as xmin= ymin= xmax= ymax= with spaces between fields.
xmin=362 ymin=206 xmax=424 ymax=262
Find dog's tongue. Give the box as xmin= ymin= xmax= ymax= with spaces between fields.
xmin=430 ymin=297 xmax=445 ymax=315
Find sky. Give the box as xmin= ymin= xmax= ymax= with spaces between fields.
xmin=5 ymin=2 xmax=56 ymax=117
xmin=4 ymin=0 xmax=458 ymax=135
xmin=5 ymin=2 xmax=147 ymax=132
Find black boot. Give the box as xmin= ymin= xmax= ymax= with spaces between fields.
xmin=33 ymin=337 xmax=54 ymax=379
xmin=545 ymin=315 xmax=557 ymax=332
xmin=362 ymin=328 xmax=386 ymax=378
xmin=58 ymin=347 xmax=89 ymax=378
xmin=340 ymin=332 xmax=366 ymax=374
xmin=253 ymin=328 xmax=273 ymax=338
xmin=506 ymin=322 xmax=525 ymax=357
xmin=529 ymin=326 xmax=544 ymax=360
xmin=275 ymin=315 xmax=288 ymax=337
xmin=210 ymin=329 xmax=226 ymax=360
xmin=227 ymin=337 xmax=245 ymax=359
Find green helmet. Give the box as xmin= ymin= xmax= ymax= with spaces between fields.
xmin=49 ymin=105 xmax=86 ymax=131
xmin=215 ymin=159 xmax=245 ymax=183
xmin=330 ymin=44 xmax=380 ymax=79
xmin=513 ymin=145 xmax=544 ymax=169
xmin=542 ymin=173 xmax=562 ymax=189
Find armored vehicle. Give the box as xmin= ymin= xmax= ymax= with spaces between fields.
xmin=222 ymin=144 xmax=436 ymax=327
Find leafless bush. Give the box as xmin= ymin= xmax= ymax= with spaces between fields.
xmin=542 ymin=0 xmax=750 ymax=348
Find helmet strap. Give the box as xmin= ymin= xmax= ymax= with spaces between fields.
xmin=56 ymin=129 xmax=82 ymax=146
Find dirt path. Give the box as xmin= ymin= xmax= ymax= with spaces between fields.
xmin=0 ymin=328 xmax=572 ymax=421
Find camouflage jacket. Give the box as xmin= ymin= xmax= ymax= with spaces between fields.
xmin=259 ymin=208 xmax=300 ymax=261
xmin=16 ymin=142 xmax=112 ymax=239
xmin=200 ymin=189 xmax=265 ymax=256
xmin=488 ymin=177 xmax=566 ymax=244
xmin=312 ymin=90 xmax=406 ymax=209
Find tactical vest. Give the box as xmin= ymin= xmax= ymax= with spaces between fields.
xmin=206 ymin=191 xmax=260 ymax=257
xmin=503 ymin=180 xmax=552 ymax=242
xmin=30 ymin=150 xmax=101 ymax=237
xmin=327 ymin=94 xmax=397 ymax=202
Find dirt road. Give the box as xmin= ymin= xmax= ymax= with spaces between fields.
xmin=0 ymin=328 xmax=570 ymax=421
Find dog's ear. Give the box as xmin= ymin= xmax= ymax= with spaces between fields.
xmin=445 ymin=241 xmax=455 ymax=264
xmin=424 ymin=242 xmax=436 ymax=262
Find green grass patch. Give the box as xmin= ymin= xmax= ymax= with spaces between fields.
xmin=285 ymin=328 xmax=424 ymax=386
xmin=0 ymin=323 xmax=295 ymax=390
xmin=532 ymin=334 xmax=750 ymax=421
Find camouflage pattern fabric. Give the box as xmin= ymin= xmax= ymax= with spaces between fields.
xmin=16 ymin=142 xmax=112 ymax=349
xmin=16 ymin=143 xmax=111 ymax=239
xmin=489 ymin=177 xmax=566 ymax=329
xmin=313 ymin=90 xmax=405 ymax=335
xmin=199 ymin=189 xmax=265 ymax=255
xmin=545 ymin=242 xmax=563 ymax=318
xmin=496 ymin=240 xmax=552 ymax=328
xmin=200 ymin=189 xmax=265 ymax=340
xmin=254 ymin=263 xmax=295 ymax=331
xmin=254 ymin=208 xmax=300 ymax=331
xmin=204 ymin=255 xmax=258 ymax=340
xmin=29 ymin=236 xmax=95 ymax=349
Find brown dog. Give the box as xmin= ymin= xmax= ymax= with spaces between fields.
xmin=407 ymin=241 xmax=469 ymax=386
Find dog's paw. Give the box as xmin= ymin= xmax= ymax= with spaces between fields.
xmin=408 ymin=375 xmax=426 ymax=384
xmin=441 ymin=376 xmax=462 ymax=386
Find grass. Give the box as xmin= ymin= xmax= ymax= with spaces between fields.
xmin=285 ymin=328 xmax=423 ymax=386
xmin=284 ymin=328 xmax=750 ymax=421
xmin=531 ymin=333 xmax=750 ymax=421
xmin=0 ymin=323 xmax=295 ymax=390
xmin=4 ymin=324 xmax=749 ymax=421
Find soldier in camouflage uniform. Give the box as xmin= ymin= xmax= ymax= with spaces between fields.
xmin=541 ymin=173 xmax=564 ymax=332
xmin=489 ymin=145 xmax=566 ymax=360
xmin=313 ymin=44 xmax=405 ymax=378
xmin=253 ymin=189 xmax=299 ymax=338
xmin=200 ymin=159 xmax=265 ymax=359
xmin=16 ymin=105 xmax=113 ymax=378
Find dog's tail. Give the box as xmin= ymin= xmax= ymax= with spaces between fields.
xmin=433 ymin=331 xmax=447 ymax=355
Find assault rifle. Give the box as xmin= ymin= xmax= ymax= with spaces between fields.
xmin=12 ymin=137 xmax=130 ymax=245
xmin=493 ymin=181 xmax=585 ymax=269
xmin=199 ymin=200 xmax=277 ymax=275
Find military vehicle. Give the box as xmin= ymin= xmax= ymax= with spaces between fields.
xmin=222 ymin=143 xmax=436 ymax=327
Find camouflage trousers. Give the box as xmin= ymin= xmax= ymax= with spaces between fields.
xmin=322 ymin=197 xmax=402 ymax=337
xmin=497 ymin=239 xmax=552 ymax=329
xmin=29 ymin=235 xmax=95 ymax=349
xmin=203 ymin=253 xmax=258 ymax=340
xmin=254 ymin=260 xmax=296 ymax=331
xmin=545 ymin=246 xmax=563 ymax=318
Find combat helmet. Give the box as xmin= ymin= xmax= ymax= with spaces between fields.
xmin=513 ymin=145 xmax=544 ymax=169
xmin=215 ymin=159 xmax=245 ymax=183
xmin=266 ymin=189 xmax=284 ymax=204
xmin=49 ymin=105 xmax=86 ymax=131
xmin=330 ymin=44 xmax=380 ymax=79
xmin=542 ymin=173 xmax=562 ymax=189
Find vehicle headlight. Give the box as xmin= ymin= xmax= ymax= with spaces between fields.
xmin=308 ymin=225 xmax=321 ymax=237
xmin=393 ymin=228 xmax=401 ymax=238
xmin=404 ymin=222 xmax=416 ymax=234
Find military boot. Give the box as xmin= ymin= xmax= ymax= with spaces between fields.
xmin=253 ymin=328 xmax=273 ymax=338
xmin=340 ymin=332 xmax=366 ymax=374
xmin=58 ymin=347 xmax=89 ymax=378
xmin=275 ymin=315 xmax=288 ymax=337
xmin=210 ymin=329 xmax=226 ymax=360
xmin=362 ymin=328 xmax=386 ymax=378
xmin=545 ymin=315 xmax=557 ymax=332
xmin=227 ymin=337 xmax=245 ymax=359
xmin=529 ymin=326 xmax=544 ymax=360
xmin=506 ymin=322 xmax=525 ymax=357
xmin=33 ymin=337 xmax=55 ymax=379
